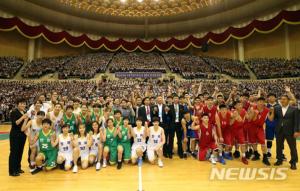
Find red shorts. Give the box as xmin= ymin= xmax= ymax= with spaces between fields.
xmin=231 ymin=127 xmax=245 ymax=145
xmin=221 ymin=129 xmax=232 ymax=146
xmin=198 ymin=142 xmax=217 ymax=161
xmin=243 ymin=122 xmax=251 ymax=143
xmin=248 ymin=126 xmax=265 ymax=145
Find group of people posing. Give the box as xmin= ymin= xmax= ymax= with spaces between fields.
xmin=8 ymin=85 xmax=300 ymax=177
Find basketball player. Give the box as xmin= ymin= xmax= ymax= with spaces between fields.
xmin=265 ymin=93 xmax=278 ymax=157
xmin=194 ymin=113 xmax=219 ymax=164
xmin=114 ymin=110 xmax=124 ymax=127
xmin=117 ymin=117 xmax=132 ymax=169
xmin=27 ymin=100 xmax=43 ymax=120
xmin=47 ymin=103 xmax=63 ymax=136
xmin=131 ymin=117 xmax=147 ymax=165
xmin=203 ymin=96 xmax=218 ymax=125
xmin=56 ymin=124 xmax=74 ymax=171
xmin=147 ymin=117 xmax=165 ymax=167
xmin=91 ymin=103 xmax=103 ymax=123
xmin=181 ymin=111 xmax=197 ymax=159
xmin=21 ymin=111 xmax=45 ymax=171
xmin=77 ymin=104 xmax=92 ymax=133
xmin=248 ymin=97 xmax=271 ymax=165
xmin=30 ymin=119 xmax=58 ymax=174
xmin=89 ymin=121 xmax=104 ymax=171
xmin=215 ymin=104 xmax=233 ymax=161
xmin=231 ymin=101 xmax=249 ymax=165
xmin=62 ymin=105 xmax=78 ymax=134
xmin=72 ymin=123 xmax=92 ymax=173
xmin=103 ymin=118 xmax=119 ymax=167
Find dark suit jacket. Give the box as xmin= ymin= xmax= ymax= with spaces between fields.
xmin=274 ymin=105 xmax=299 ymax=136
xmin=138 ymin=105 xmax=154 ymax=124
xmin=169 ymin=104 xmax=185 ymax=124
xmin=152 ymin=104 xmax=172 ymax=125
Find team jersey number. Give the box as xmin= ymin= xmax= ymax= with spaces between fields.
xmin=42 ymin=143 xmax=48 ymax=149
xmin=80 ymin=146 xmax=86 ymax=151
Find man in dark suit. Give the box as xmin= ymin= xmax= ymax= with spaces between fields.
xmin=269 ymin=95 xmax=299 ymax=170
xmin=168 ymin=95 xmax=185 ymax=158
xmin=138 ymin=97 xmax=154 ymax=125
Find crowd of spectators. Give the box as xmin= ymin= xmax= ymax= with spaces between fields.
xmin=0 ymin=56 xmax=24 ymax=79
xmin=202 ymin=56 xmax=250 ymax=79
xmin=246 ymin=58 xmax=300 ymax=79
xmin=109 ymin=52 xmax=166 ymax=73
xmin=22 ymin=53 xmax=113 ymax=79
xmin=162 ymin=53 xmax=218 ymax=79
xmin=1 ymin=53 xmax=300 ymax=80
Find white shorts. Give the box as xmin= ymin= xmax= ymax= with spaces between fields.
xmin=89 ymin=148 xmax=98 ymax=157
xmin=58 ymin=151 xmax=73 ymax=166
xmin=131 ymin=143 xmax=146 ymax=159
xmin=146 ymin=145 xmax=160 ymax=161
xmin=79 ymin=151 xmax=89 ymax=162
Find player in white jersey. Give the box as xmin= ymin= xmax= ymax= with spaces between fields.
xmin=47 ymin=103 xmax=63 ymax=136
xmin=56 ymin=124 xmax=74 ymax=171
xmin=131 ymin=117 xmax=147 ymax=165
xmin=21 ymin=110 xmax=45 ymax=171
xmin=146 ymin=117 xmax=165 ymax=167
xmin=72 ymin=123 xmax=92 ymax=173
xmin=89 ymin=121 xmax=104 ymax=171
xmin=27 ymin=100 xmax=43 ymax=120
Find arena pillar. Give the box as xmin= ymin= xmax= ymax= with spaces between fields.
xmin=238 ymin=39 xmax=244 ymax=62
xmin=27 ymin=39 xmax=35 ymax=61
xmin=284 ymin=24 xmax=290 ymax=60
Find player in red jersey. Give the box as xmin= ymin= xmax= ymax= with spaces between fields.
xmin=203 ymin=96 xmax=217 ymax=125
xmin=230 ymin=101 xmax=249 ymax=165
xmin=193 ymin=96 xmax=203 ymax=120
xmin=248 ymin=97 xmax=271 ymax=165
xmin=193 ymin=113 xmax=222 ymax=165
xmin=215 ymin=104 xmax=233 ymax=161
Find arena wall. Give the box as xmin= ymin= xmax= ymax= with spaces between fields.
xmin=0 ymin=24 xmax=299 ymax=60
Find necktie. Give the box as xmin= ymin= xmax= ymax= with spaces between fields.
xmin=146 ymin=106 xmax=150 ymax=115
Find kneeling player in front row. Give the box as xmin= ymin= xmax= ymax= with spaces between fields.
xmin=56 ymin=124 xmax=74 ymax=171
xmin=147 ymin=117 xmax=165 ymax=167
xmin=72 ymin=123 xmax=93 ymax=173
xmin=30 ymin=119 xmax=58 ymax=174
xmin=89 ymin=121 xmax=104 ymax=171
xmin=131 ymin=117 xmax=147 ymax=165
xmin=103 ymin=118 xmax=119 ymax=168
xmin=193 ymin=114 xmax=222 ymax=165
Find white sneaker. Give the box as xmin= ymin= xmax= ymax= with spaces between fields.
xmin=158 ymin=159 xmax=164 ymax=168
xmin=210 ymin=157 xmax=217 ymax=165
xmin=102 ymin=160 xmax=107 ymax=168
xmin=96 ymin=162 xmax=101 ymax=171
xmin=72 ymin=165 xmax=78 ymax=173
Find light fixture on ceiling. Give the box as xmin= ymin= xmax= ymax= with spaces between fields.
xmin=137 ymin=0 xmax=143 ymax=3
xmin=120 ymin=0 xmax=126 ymax=3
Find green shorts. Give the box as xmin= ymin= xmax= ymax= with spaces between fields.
xmin=104 ymin=144 xmax=117 ymax=165
xmin=39 ymin=149 xmax=58 ymax=168
xmin=118 ymin=142 xmax=131 ymax=161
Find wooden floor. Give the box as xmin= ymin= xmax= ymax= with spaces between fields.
xmin=1 ymin=125 xmax=299 ymax=191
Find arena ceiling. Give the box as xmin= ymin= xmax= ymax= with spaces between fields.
xmin=58 ymin=0 xmax=222 ymax=17
xmin=0 ymin=0 xmax=298 ymax=38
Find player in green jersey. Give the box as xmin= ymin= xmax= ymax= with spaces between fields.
xmin=77 ymin=104 xmax=92 ymax=133
xmin=62 ymin=105 xmax=78 ymax=134
xmin=30 ymin=118 xmax=58 ymax=174
xmin=116 ymin=117 xmax=132 ymax=170
xmin=103 ymin=118 xmax=120 ymax=167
